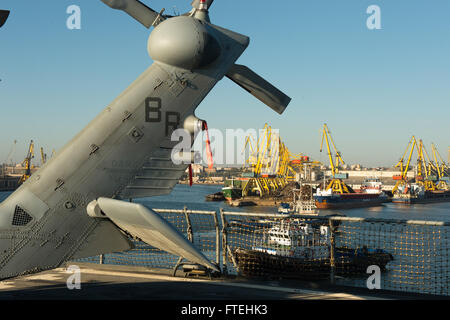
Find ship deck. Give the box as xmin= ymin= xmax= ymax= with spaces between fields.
xmin=0 ymin=262 xmax=439 ymax=301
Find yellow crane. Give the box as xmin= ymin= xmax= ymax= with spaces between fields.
xmin=392 ymin=136 xmax=417 ymax=194
xmin=319 ymin=123 xmax=350 ymax=194
xmin=40 ymin=147 xmax=47 ymax=165
xmin=431 ymin=143 xmax=449 ymax=190
xmin=415 ymin=140 xmax=436 ymax=191
xmin=241 ymin=124 xmax=293 ymax=197
xmin=19 ymin=140 xmax=35 ymax=184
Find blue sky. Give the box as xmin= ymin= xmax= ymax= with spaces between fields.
xmin=0 ymin=0 xmax=449 ymax=167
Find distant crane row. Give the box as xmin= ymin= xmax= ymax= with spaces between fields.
xmin=3 ymin=140 xmax=55 ymax=184
xmin=392 ymin=136 xmax=449 ymax=195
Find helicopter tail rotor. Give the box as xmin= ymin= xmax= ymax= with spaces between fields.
xmin=100 ymin=0 xmax=165 ymax=28
xmin=100 ymin=0 xmax=291 ymax=114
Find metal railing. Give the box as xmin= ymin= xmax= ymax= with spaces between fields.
xmin=77 ymin=208 xmax=449 ymax=296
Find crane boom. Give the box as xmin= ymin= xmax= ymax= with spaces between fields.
xmin=319 ymin=124 xmax=350 ymax=194
xmin=392 ymin=136 xmax=417 ymax=194
xmin=40 ymin=147 xmax=47 ymax=165
xmin=19 ymin=140 xmax=34 ymax=184
xmin=320 ymin=124 xmax=345 ymax=176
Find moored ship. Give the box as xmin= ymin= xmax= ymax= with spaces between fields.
xmin=392 ymin=183 xmax=450 ymax=204
xmin=222 ymin=178 xmax=243 ymax=201
xmin=391 ymin=136 xmax=450 ymax=205
xmin=234 ymin=220 xmax=393 ymax=279
xmin=314 ymin=188 xmax=388 ymax=209
xmin=314 ymin=124 xmax=388 ymax=210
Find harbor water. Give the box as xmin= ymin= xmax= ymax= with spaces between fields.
xmin=135 ymin=184 xmax=450 ymax=222
xmin=2 ymin=184 xmax=449 ymax=221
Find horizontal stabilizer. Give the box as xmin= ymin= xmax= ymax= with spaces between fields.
xmin=100 ymin=0 xmax=160 ymax=28
xmin=226 ymin=64 xmax=291 ymax=115
xmin=95 ymin=197 xmax=218 ymax=271
xmin=0 ymin=10 xmax=10 ymax=28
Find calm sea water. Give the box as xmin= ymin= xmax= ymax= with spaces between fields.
xmin=1 ymin=184 xmax=449 ymax=221
xmin=138 ymin=184 xmax=450 ymax=222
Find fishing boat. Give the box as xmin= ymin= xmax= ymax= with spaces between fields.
xmin=234 ymin=220 xmax=393 ymax=279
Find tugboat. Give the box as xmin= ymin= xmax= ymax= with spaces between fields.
xmin=234 ymin=220 xmax=393 ymax=279
xmin=222 ymin=178 xmax=242 ymax=201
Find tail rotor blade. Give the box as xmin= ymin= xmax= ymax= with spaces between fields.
xmin=100 ymin=0 xmax=161 ymax=28
xmin=0 ymin=10 xmax=10 ymax=28
xmin=227 ymin=64 xmax=291 ymax=115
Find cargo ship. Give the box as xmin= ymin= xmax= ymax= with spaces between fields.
xmin=392 ymin=183 xmax=450 ymax=204
xmin=314 ymin=187 xmax=389 ymax=209
xmin=314 ymin=124 xmax=389 ymax=210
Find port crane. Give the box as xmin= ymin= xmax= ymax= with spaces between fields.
xmin=415 ymin=140 xmax=437 ymax=191
xmin=18 ymin=140 xmax=34 ymax=184
xmin=431 ymin=143 xmax=449 ymax=190
xmin=319 ymin=123 xmax=351 ymax=194
xmin=40 ymin=147 xmax=47 ymax=165
xmin=392 ymin=136 xmax=417 ymax=194
xmin=241 ymin=124 xmax=293 ymax=197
